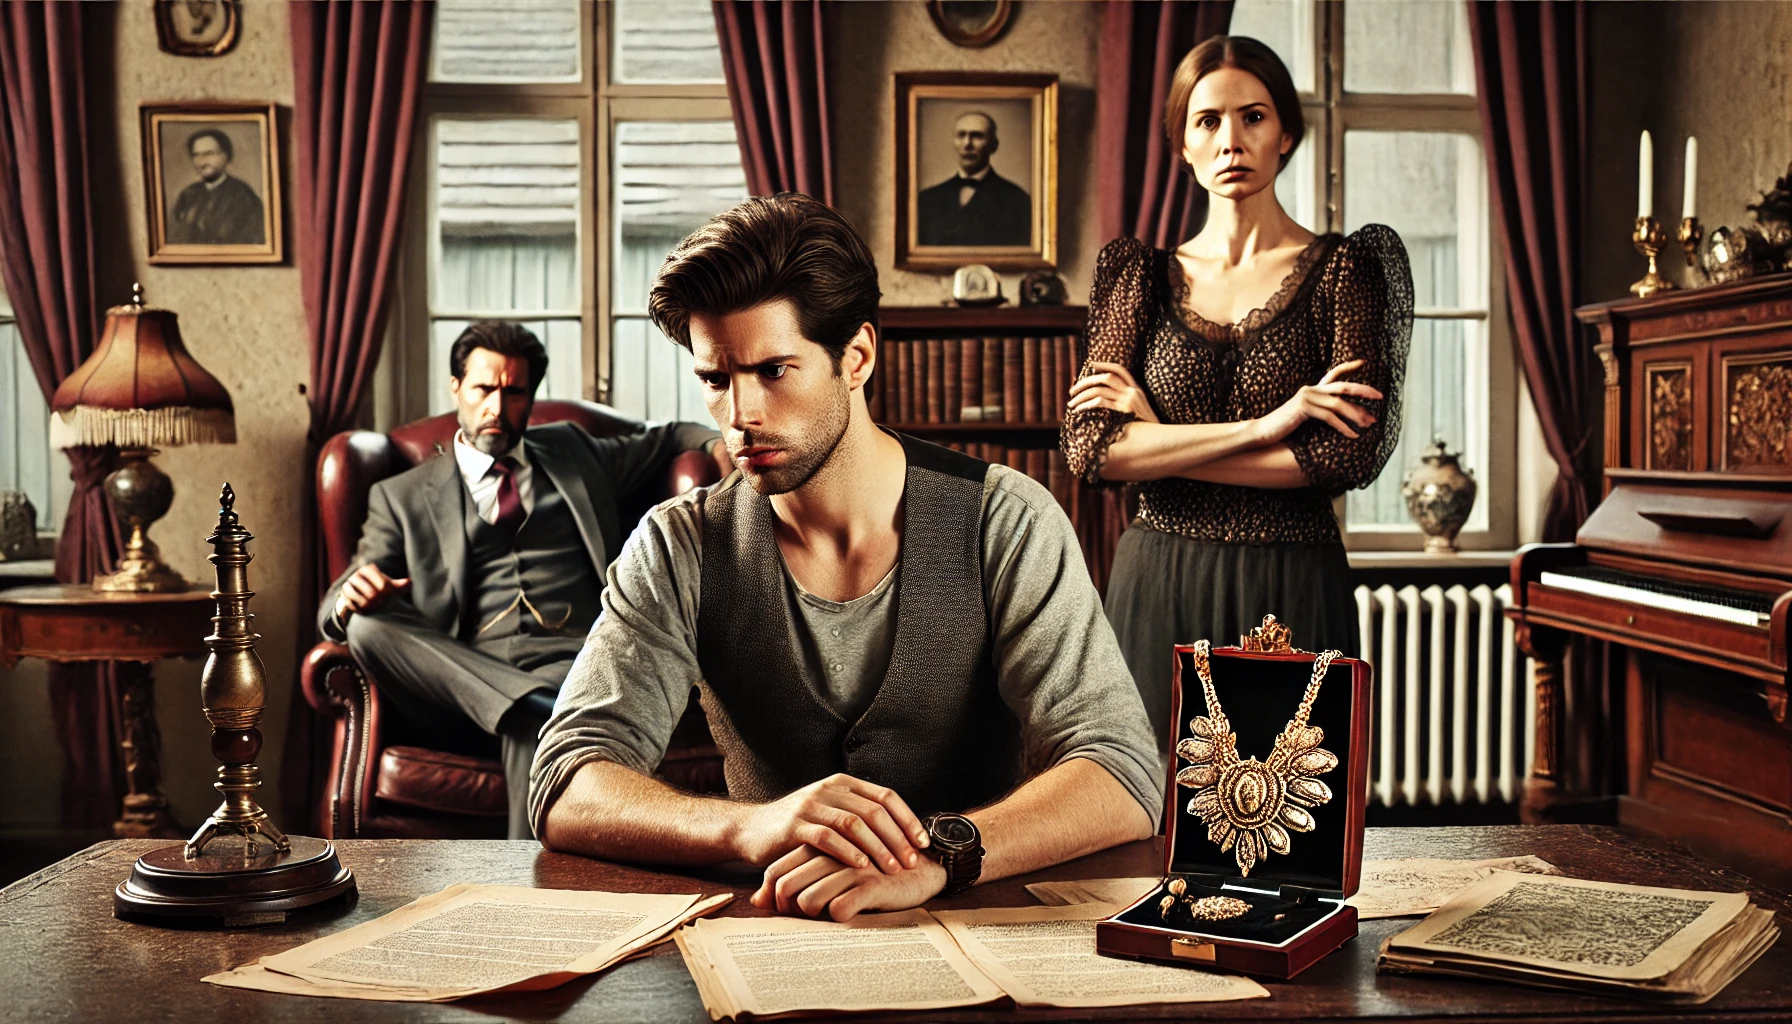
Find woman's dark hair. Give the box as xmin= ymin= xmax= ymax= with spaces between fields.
xmin=648 ymin=193 xmax=881 ymax=367
xmin=449 ymin=320 xmax=549 ymax=392
xmin=1164 ymin=35 xmax=1305 ymax=172
xmin=187 ymin=127 xmax=234 ymax=161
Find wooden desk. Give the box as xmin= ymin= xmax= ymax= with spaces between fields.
xmin=3 ymin=826 xmax=1787 ymax=1022
xmin=0 ymin=584 xmax=214 ymax=839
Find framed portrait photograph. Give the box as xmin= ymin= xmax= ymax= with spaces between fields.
xmin=153 ymin=0 xmax=240 ymax=57
xmin=140 ymin=102 xmax=281 ymax=265
xmin=894 ymin=71 xmax=1057 ymax=272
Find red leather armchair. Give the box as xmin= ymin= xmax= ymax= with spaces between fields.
xmin=301 ymin=400 xmax=724 ymax=839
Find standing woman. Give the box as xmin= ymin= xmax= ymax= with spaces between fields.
xmin=1062 ymin=36 xmax=1412 ymax=748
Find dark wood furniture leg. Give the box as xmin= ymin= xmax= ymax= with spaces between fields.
xmin=113 ymin=661 xmax=178 ymax=839
xmin=1516 ymin=622 xmax=1571 ymax=821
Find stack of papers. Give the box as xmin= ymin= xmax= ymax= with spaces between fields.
xmin=204 ymin=884 xmax=731 ymax=1002
xmin=675 ymin=903 xmax=1268 ymax=1020
xmin=1378 ymin=871 xmax=1779 ymax=1004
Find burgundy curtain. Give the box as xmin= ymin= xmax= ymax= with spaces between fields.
xmin=714 ymin=0 xmax=833 ymax=204
xmin=1469 ymin=0 xmax=1595 ymax=543
xmin=0 ymin=0 xmax=127 ymax=829
xmin=1097 ymin=0 xmax=1234 ymax=248
xmin=284 ymin=0 xmax=430 ymax=818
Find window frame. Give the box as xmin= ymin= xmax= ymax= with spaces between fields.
xmin=383 ymin=3 xmax=737 ymax=427
xmin=1295 ymin=1 xmax=1517 ymax=552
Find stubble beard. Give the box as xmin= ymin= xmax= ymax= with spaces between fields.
xmin=738 ymin=383 xmax=852 ymax=497
xmin=460 ymin=412 xmax=524 ymax=458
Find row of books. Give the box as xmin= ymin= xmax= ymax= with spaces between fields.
xmin=868 ymin=335 xmax=1081 ymax=425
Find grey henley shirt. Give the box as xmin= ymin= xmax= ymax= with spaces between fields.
xmin=528 ymin=464 xmax=1164 ymax=837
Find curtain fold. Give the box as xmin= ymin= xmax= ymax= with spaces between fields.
xmin=1468 ymin=0 xmax=1595 ymax=543
xmin=0 ymin=0 xmax=127 ymax=830
xmin=713 ymin=0 xmax=833 ymax=204
xmin=284 ymin=0 xmax=431 ymax=820
xmin=1096 ymin=0 xmax=1234 ymax=248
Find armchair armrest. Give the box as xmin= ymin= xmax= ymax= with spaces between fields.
xmin=301 ymin=641 xmax=386 ymax=838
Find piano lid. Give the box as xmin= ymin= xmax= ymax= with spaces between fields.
xmin=1577 ymin=470 xmax=1792 ymax=579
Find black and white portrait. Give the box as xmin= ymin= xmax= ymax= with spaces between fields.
xmin=142 ymin=104 xmax=282 ymax=264
xmin=916 ymin=107 xmax=1032 ymax=248
xmin=896 ymin=72 xmax=1057 ymax=271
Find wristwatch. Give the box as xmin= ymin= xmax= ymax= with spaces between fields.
xmin=921 ymin=812 xmax=983 ymax=897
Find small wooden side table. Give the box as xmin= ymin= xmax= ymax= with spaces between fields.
xmin=0 ymin=584 xmax=215 ymax=839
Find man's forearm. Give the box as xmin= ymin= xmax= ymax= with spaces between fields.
xmin=539 ymin=759 xmax=747 ymax=866
xmin=968 ymin=757 xmax=1155 ymax=883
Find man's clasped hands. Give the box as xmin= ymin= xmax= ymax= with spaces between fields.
xmin=739 ymin=773 xmax=946 ymax=921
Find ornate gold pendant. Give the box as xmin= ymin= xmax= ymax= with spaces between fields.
xmin=1175 ymin=638 xmax=1340 ymax=876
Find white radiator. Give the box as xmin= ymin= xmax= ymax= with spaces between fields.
xmin=1353 ymin=584 xmax=1535 ymax=807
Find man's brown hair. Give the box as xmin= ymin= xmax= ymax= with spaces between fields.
xmin=450 ymin=320 xmax=548 ymax=392
xmin=648 ymin=193 xmax=881 ymax=365
xmin=1164 ymin=35 xmax=1305 ymax=172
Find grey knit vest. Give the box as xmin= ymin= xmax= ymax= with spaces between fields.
xmin=463 ymin=473 xmax=602 ymax=640
xmin=694 ymin=434 xmax=1022 ymax=815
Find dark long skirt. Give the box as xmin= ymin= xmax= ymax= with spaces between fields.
xmin=1104 ymin=522 xmax=1359 ymax=750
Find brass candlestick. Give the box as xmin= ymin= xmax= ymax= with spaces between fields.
xmin=115 ymin=485 xmax=354 ymax=927
xmin=1678 ymin=215 xmax=1704 ymax=277
xmin=1630 ymin=216 xmax=1677 ymax=297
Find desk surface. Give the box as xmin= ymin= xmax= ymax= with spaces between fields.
xmin=3 ymin=826 xmax=1787 ymax=1023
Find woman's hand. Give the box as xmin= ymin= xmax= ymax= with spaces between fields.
xmin=1253 ymin=359 xmax=1384 ymax=445
xmin=1067 ymin=361 xmax=1159 ymax=423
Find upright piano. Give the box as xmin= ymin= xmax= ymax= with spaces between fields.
xmin=1509 ymin=272 xmax=1792 ymax=878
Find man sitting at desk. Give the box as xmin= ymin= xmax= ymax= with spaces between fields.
xmin=531 ymin=194 xmax=1160 ymax=921
xmin=320 ymin=320 xmax=725 ymax=840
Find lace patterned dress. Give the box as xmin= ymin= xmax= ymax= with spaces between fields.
xmin=1062 ymin=226 xmax=1413 ymax=746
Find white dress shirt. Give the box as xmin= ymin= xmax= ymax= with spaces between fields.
xmin=454 ymin=432 xmax=535 ymax=524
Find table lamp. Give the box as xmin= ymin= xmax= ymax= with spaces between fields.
xmin=49 ymin=284 xmax=235 ymax=592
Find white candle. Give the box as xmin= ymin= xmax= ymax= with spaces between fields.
xmin=1682 ymin=136 xmax=1698 ymax=220
xmin=1637 ymin=130 xmax=1653 ymax=219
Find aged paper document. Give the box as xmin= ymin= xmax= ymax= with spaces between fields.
xmin=1025 ymin=876 xmax=1156 ymax=908
xmin=205 ymin=886 xmax=730 ymax=1001
xmin=1381 ymin=870 xmax=1776 ymax=1003
xmin=932 ymin=903 xmax=1269 ymax=1008
xmin=675 ymin=909 xmax=1006 ymax=1019
xmin=1350 ymin=856 xmax=1557 ymax=918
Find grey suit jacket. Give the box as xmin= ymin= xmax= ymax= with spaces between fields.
xmin=318 ymin=420 xmax=718 ymax=643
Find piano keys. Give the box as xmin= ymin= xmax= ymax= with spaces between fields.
xmin=1509 ymin=272 xmax=1792 ymax=882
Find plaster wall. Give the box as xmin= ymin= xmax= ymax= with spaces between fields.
xmin=830 ymin=2 xmax=1103 ymax=307
xmin=0 ymin=3 xmax=308 ymax=838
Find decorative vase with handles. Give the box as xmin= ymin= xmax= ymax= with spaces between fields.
xmin=1400 ymin=439 xmax=1477 ymax=553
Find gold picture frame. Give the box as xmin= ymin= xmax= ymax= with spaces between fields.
xmin=894 ymin=72 xmax=1057 ymax=273
xmin=153 ymin=0 xmax=241 ymax=58
xmin=141 ymin=102 xmax=282 ymax=265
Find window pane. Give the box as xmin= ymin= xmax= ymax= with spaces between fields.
xmin=608 ymin=316 xmax=710 ymax=424
xmin=1347 ymin=317 xmax=1488 ymax=532
xmin=1 ymin=323 xmax=69 ymax=533
xmin=1228 ymin=0 xmax=1317 ymax=95
xmin=1344 ymin=0 xmax=1473 ymax=95
xmin=432 ymin=0 xmax=581 ymax=84
xmin=1276 ymin=127 xmax=1320 ymax=232
xmin=433 ymin=118 xmax=580 ymax=314
xmin=612 ymin=0 xmax=724 ymax=84
xmin=429 ymin=318 xmax=583 ymax=416
xmin=612 ymin=120 xmax=748 ymax=314
xmin=1343 ymin=130 xmax=1486 ymax=311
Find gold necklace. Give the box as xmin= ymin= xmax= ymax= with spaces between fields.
xmin=1176 ymin=640 xmax=1341 ymax=876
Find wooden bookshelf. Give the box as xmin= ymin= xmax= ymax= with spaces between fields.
xmin=872 ymin=305 xmax=1124 ymax=591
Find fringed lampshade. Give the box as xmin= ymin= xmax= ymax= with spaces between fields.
xmin=50 ymin=285 xmax=236 ymax=591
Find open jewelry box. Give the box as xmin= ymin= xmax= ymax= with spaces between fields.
xmin=1095 ymin=617 xmax=1371 ymax=979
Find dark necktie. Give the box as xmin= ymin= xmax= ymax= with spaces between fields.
xmin=490 ymin=456 xmax=524 ymax=533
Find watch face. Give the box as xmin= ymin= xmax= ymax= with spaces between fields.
xmin=933 ymin=815 xmax=977 ymax=846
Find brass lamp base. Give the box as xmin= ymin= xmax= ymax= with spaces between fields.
xmin=95 ymin=449 xmax=189 ymax=593
xmin=114 ymin=834 xmax=355 ymax=927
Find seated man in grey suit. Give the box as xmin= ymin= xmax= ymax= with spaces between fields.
xmin=319 ymin=320 xmax=725 ymax=839
xmin=532 ymin=194 xmax=1158 ymax=921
